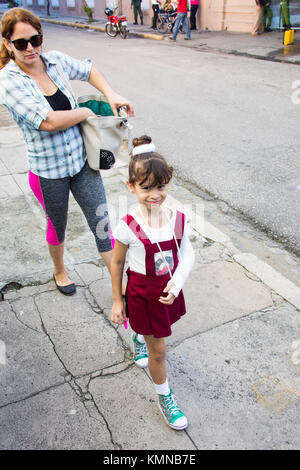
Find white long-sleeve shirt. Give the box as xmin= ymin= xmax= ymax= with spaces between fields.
xmin=113 ymin=207 xmax=195 ymax=297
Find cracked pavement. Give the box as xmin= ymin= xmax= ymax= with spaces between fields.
xmin=1 ymin=106 xmax=300 ymax=449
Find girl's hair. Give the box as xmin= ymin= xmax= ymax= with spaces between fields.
xmin=0 ymin=8 xmax=42 ymax=69
xmin=129 ymin=136 xmax=173 ymax=188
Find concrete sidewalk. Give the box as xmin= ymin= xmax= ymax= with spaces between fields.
xmin=1 ymin=104 xmax=300 ymax=450
xmin=37 ymin=13 xmax=300 ymax=65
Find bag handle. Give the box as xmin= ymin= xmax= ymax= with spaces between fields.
xmin=55 ymin=61 xmax=77 ymax=104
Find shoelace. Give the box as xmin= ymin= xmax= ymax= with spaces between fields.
xmin=162 ymin=394 xmax=181 ymax=416
xmin=136 ymin=341 xmax=148 ymax=358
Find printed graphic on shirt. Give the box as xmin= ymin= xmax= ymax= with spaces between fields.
xmin=154 ymin=250 xmax=174 ymax=276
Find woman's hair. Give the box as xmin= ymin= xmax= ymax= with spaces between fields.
xmin=0 ymin=8 xmax=42 ymax=69
xmin=129 ymin=136 xmax=173 ymax=188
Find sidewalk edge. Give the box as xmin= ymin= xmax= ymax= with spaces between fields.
xmin=40 ymin=18 xmax=164 ymax=40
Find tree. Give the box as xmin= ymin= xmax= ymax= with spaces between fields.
xmin=82 ymin=0 xmax=93 ymax=23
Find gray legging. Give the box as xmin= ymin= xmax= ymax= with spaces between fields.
xmin=29 ymin=161 xmax=112 ymax=252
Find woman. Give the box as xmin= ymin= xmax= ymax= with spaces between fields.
xmin=0 ymin=8 xmax=134 ymax=295
xmin=151 ymin=0 xmax=161 ymax=29
xmin=190 ymin=0 xmax=199 ymax=30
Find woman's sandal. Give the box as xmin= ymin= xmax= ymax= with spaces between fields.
xmin=53 ymin=274 xmax=76 ymax=296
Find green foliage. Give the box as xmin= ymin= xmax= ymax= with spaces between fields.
xmin=83 ymin=1 xmax=94 ymax=23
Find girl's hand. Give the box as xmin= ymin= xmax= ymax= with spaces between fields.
xmin=107 ymin=92 xmax=135 ymax=118
xmin=110 ymin=299 xmax=127 ymax=325
xmin=159 ymin=282 xmax=176 ymax=305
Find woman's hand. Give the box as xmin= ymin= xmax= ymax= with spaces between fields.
xmin=106 ymin=92 xmax=135 ymax=118
xmin=159 ymin=282 xmax=176 ymax=305
xmin=110 ymin=299 xmax=127 ymax=325
xmin=88 ymin=67 xmax=135 ymax=118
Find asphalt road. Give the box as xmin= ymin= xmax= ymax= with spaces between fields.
xmin=42 ymin=23 xmax=300 ymax=255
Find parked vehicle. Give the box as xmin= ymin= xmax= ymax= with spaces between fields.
xmin=104 ymin=8 xmax=128 ymax=39
xmin=157 ymin=11 xmax=183 ymax=34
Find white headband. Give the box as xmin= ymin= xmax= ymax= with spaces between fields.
xmin=132 ymin=143 xmax=156 ymax=156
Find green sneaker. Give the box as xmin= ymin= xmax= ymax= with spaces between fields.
xmin=132 ymin=333 xmax=149 ymax=368
xmin=158 ymin=389 xmax=188 ymax=430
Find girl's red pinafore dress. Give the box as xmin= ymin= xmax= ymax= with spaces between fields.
xmin=123 ymin=210 xmax=186 ymax=338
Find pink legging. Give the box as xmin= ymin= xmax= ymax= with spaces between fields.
xmin=28 ymin=170 xmax=60 ymax=245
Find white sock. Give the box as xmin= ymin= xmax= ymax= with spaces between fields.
xmin=154 ymin=379 xmax=170 ymax=396
xmin=136 ymin=334 xmax=145 ymax=343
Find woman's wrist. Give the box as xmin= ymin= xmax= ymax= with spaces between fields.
xmin=80 ymin=107 xmax=94 ymax=120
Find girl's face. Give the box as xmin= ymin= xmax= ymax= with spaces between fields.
xmin=4 ymin=21 xmax=42 ymax=68
xmin=128 ymin=176 xmax=169 ymax=212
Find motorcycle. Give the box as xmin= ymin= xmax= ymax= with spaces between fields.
xmin=104 ymin=8 xmax=128 ymax=39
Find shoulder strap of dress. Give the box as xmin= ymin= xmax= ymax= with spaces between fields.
xmin=122 ymin=214 xmax=152 ymax=246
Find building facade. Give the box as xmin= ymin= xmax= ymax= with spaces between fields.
xmin=18 ymin=0 xmax=300 ymax=32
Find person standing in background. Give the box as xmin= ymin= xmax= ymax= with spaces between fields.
xmin=151 ymin=0 xmax=161 ymax=29
xmin=131 ymin=0 xmax=144 ymax=25
xmin=281 ymin=0 xmax=291 ymax=29
xmin=190 ymin=0 xmax=199 ymax=30
xmin=162 ymin=0 xmax=175 ymax=13
xmin=252 ymin=0 xmax=264 ymax=36
xmin=262 ymin=0 xmax=272 ymax=31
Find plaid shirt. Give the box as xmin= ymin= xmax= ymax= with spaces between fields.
xmin=0 ymin=51 xmax=92 ymax=179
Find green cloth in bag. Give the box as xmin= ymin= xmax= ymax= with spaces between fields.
xmin=78 ymin=99 xmax=114 ymax=116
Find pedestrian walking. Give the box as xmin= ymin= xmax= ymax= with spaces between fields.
xmin=252 ymin=0 xmax=264 ymax=36
xmin=131 ymin=0 xmax=143 ymax=25
xmin=110 ymin=135 xmax=195 ymax=430
xmin=0 ymin=8 xmax=134 ymax=296
xmin=190 ymin=0 xmax=199 ymax=30
xmin=262 ymin=1 xmax=273 ymax=31
xmin=169 ymin=0 xmax=191 ymax=40
xmin=151 ymin=0 xmax=161 ymax=29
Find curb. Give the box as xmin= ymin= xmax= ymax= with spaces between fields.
xmin=41 ymin=17 xmax=105 ymax=32
xmin=178 ymin=190 xmax=300 ymax=311
xmin=40 ymin=18 xmax=164 ymax=41
xmin=233 ymin=253 xmax=300 ymax=311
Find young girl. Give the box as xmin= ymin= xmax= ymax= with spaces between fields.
xmin=110 ymin=136 xmax=194 ymax=431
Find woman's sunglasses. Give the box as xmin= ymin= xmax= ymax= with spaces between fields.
xmin=10 ymin=34 xmax=43 ymax=51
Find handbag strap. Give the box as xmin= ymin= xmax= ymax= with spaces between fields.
xmin=55 ymin=61 xmax=77 ymax=103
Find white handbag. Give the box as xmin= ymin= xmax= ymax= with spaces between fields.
xmin=55 ymin=62 xmax=131 ymax=171
xmin=77 ymin=94 xmax=130 ymax=170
